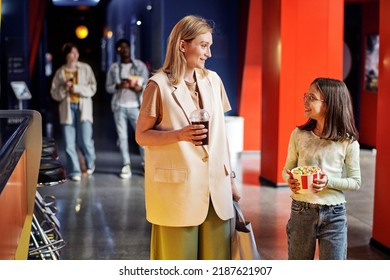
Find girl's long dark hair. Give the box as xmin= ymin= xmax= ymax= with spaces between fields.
xmin=298 ymin=77 xmax=359 ymax=142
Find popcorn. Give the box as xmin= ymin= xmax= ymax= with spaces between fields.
xmin=291 ymin=166 xmax=321 ymax=175
xmin=291 ymin=166 xmax=321 ymax=192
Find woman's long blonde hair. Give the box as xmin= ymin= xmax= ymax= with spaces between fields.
xmin=159 ymin=15 xmax=213 ymax=85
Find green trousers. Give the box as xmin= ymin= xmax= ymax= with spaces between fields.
xmin=150 ymin=201 xmax=231 ymax=260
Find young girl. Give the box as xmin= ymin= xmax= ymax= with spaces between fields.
xmin=282 ymin=77 xmax=361 ymax=260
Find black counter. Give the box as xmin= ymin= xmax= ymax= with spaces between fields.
xmin=0 ymin=113 xmax=32 ymax=193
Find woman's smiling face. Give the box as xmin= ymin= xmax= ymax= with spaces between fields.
xmin=182 ymin=32 xmax=212 ymax=70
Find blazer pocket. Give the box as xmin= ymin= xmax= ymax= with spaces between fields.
xmin=154 ymin=168 xmax=188 ymax=183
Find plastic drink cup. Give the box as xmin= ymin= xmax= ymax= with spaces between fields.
xmin=189 ymin=109 xmax=210 ymax=146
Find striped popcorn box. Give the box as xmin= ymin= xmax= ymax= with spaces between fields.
xmin=291 ymin=166 xmax=321 ymax=192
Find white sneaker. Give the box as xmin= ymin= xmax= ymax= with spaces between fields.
xmin=87 ymin=165 xmax=95 ymax=175
xmin=119 ymin=164 xmax=132 ymax=179
xmin=71 ymin=175 xmax=81 ymax=182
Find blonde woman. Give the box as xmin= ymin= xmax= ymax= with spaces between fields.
xmin=136 ymin=15 xmax=240 ymax=260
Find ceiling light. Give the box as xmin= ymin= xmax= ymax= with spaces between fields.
xmin=75 ymin=25 xmax=89 ymax=39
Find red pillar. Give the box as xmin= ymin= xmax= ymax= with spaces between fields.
xmin=372 ymin=0 xmax=390 ymax=251
xmin=261 ymin=0 xmax=344 ymax=185
xmin=239 ymin=0 xmax=262 ymax=151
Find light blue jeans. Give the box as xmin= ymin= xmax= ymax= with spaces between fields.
xmin=62 ymin=103 xmax=96 ymax=177
xmin=113 ymin=106 xmax=144 ymax=165
xmin=286 ymin=199 xmax=347 ymax=260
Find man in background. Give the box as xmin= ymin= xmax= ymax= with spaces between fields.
xmin=106 ymin=38 xmax=149 ymax=178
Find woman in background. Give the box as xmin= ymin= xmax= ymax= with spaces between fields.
xmin=51 ymin=42 xmax=97 ymax=182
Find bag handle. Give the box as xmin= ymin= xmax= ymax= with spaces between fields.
xmin=233 ymin=200 xmax=250 ymax=233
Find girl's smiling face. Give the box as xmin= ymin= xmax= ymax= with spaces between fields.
xmin=303 ymin=84 xmax=326 ymax=122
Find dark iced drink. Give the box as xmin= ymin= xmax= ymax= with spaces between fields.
xmin=190 ymin=109 xmax=210 ymax=146
xmin=191 ymin=120 xmax=209 ymax=145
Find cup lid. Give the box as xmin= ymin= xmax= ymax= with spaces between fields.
xmin=190 ymin=109 xmax=210 ymax=121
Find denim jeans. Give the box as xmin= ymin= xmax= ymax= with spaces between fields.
xmin=62 ymin=103 xmax=96 ymax=177
xmin=113 ymin=106 xmax=144 ymax=165
xmin=286 ymin=199 xmax=347 ymax=260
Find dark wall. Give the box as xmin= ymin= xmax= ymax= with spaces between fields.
xmin=105 ymin=0 xmax=239 ymax=115
xmin=163 ymin=0 xmax=239 ymax=115
xmin=344 ymin=4 xmax=362 ymax=132
xmin=0 ymin=0 xmax=30 ymax=110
